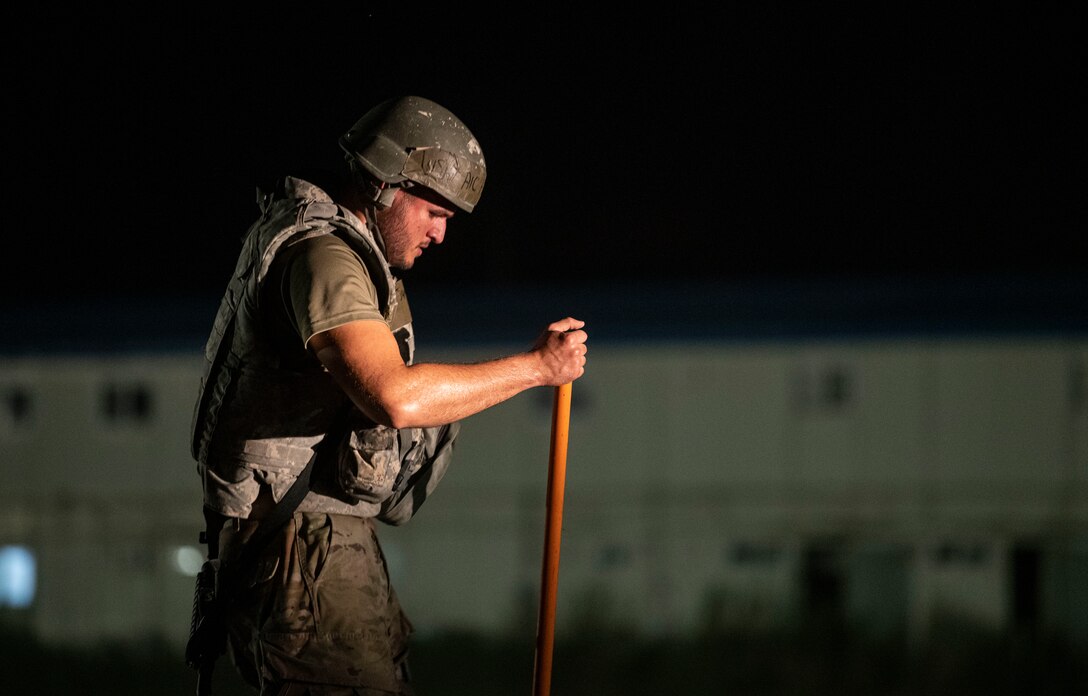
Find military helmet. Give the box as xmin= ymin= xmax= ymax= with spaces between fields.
xmin=339 ymin=95 xmax=486 ymax=213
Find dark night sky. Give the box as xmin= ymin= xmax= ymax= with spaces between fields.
xmin=4 ymin=5 xmax=1084 ymax=306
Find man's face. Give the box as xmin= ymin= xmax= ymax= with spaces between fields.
xmin=375 ymin=188 xmax=456 ymax=269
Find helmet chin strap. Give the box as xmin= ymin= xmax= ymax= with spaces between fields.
xmin=374 ymin=184 xmax=398 ymax=208
xmin=346 ymin=161 xmax=393 ymax=257
xmin=348 ymin=158 xmax=413 ymax=211
xmin=363 ymin=201 xmax=388 ymax=258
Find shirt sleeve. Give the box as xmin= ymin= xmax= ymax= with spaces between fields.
xmin=277 ymin=234 xmax=387 ymax=348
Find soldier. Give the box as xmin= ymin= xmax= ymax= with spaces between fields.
xmin=188 ymin=96 xmax=588 ymax=695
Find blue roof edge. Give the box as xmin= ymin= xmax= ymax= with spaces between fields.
xmin=1 ymin=273 xmax=1085 ymax=356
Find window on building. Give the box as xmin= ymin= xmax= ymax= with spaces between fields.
xmin=1011 ymin=544 xmax=1041 ymax=634
xmin=727 ymin=541 xmax=782 ymax=566
xmin=596 ymin=543 xmax=632 ymax=570
xmin=0 ymin=545 xmax=36 ymax=608
xmin=171 ymin=545 xmax=204 ymax=577
xmin=821 ymin=366 xmax=854 ymax=409
xmin=1070 ymin=358 xmax=1086 ymax=413
xmin=792 ymin=363 xmax=857 ymax=414
xmin=802 ymin=541 xmax=845 ymax=622
xmin=932 ymin=542 xmax=990 ymax=566
xmin=100 ymin=381 xmax=155 ymax=424
xmin=1 ymin=384 xmax=34 ymax=431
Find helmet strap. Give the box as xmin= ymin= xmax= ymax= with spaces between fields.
xmin=362 ymin=202 xmax=388 ymax=258
xmin=374 ymin=184 xmax=398 ymax=209
xmin=348 ymin=160 xmax=400 ymax=210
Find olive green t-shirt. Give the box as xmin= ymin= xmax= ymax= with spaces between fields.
xmin=270 ymin=233 xmax=411 ymax=352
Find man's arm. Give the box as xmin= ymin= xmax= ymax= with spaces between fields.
xmin=310 ymin=317 xmax=588 ymax=429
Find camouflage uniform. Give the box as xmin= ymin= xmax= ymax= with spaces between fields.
xmin=192 ymin=178 xmax=455 ymax=694
xmin=193 ymin=96 xmax=486 ymax=694
xmin=220 ymin=514 xmax=414 ymax=695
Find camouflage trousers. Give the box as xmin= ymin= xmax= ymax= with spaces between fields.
xmin=219 ymin=512 xmax=414 ymax=695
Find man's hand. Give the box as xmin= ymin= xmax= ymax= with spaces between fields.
xmin=532 ymin=317 xmax=588 ymax=386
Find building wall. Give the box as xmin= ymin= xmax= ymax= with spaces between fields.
xmin=1 ymin=337 xmax=1085 ymax=649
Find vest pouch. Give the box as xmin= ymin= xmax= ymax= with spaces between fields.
xmin=336 ymin=423 xmax=402 ymax=504
xmin=378 ymin=421 xmax=459 ymax=526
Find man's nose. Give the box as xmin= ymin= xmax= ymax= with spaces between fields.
xmin=428 ymin=220 xmax=446 ymax=245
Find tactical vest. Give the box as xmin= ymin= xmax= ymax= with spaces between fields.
xmin=191 ymin=177 xmax=456 ymax=523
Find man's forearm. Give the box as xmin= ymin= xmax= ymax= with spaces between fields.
xmin=374 ymin=354 xmax=544 ymax=428
xmin=313 ymin=317 xmax=585 ymax=429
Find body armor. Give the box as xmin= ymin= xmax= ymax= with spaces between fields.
xmin=191 ymin=177 xmax=455 ymax=523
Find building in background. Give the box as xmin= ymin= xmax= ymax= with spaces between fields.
xmin=0 ymin=277 xmax=1085 ymax=652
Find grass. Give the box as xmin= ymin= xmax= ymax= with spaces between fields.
xmin=1 ymin=619 xmax=1084 ymax=695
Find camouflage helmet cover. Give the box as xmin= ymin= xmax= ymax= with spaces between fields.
xmin=339 ymin=95 xmax=486 ymax=213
